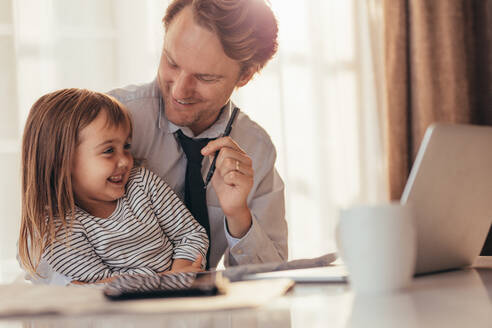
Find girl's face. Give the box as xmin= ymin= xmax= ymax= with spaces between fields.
xmin=71 ymin=110 xmax=133 ymax=217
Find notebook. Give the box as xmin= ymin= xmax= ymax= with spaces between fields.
xmin=242 ymin=265 xmax=348 ymax=283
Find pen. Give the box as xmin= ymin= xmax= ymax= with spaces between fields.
xmin=203 ymin=106 xmax=239 ymax=189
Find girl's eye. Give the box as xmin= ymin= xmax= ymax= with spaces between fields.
xmin=124 ymin=143 xmax=131 ymax=150
xmin=103 ymin=147 xmax=114 ymax=154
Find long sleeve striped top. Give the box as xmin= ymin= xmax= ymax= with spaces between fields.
xmin=43 ymin=167 xmax=209 ymax=283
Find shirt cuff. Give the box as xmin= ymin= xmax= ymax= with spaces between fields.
xmin=226 ymin=213 xmax=269 ymax=264
xmin=27 ymin=258 xmax=73 ymax=286
xmin=224 ymin=217 xmax=243 ymax=248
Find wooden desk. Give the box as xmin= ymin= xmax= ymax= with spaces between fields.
xmin=2 ymin=258 xmax=491 ymax=328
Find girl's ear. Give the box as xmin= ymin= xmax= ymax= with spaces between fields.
xmin=236 ymin=67 xmax=256 ymax=88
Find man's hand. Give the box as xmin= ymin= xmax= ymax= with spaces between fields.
xmin=202 ymin=136 xmax=253 ymax=238
xmin=167 ymin=255 xmax=203 ymax=273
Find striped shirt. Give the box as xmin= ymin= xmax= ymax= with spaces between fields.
xmin=43 ymin=167 xmax=209 ymax=283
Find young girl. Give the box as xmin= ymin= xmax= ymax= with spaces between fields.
xmin=18 ymin=88 xmax=208 ymax=284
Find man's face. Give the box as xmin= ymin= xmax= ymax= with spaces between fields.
xmin=158 ymin=6 xmax=251 ymax=136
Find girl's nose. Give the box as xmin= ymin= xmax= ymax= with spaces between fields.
xmin=118 ymin=153 xmax=132 ymax=168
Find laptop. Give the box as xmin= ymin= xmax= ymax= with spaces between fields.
xmin=244 ymin=123 xmax=492 ymax=282
xmin=401 ymin=123 xmax=492 ymax=274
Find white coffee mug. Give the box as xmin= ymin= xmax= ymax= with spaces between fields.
xmin=336 ymin=202 xmax=416 ymax=294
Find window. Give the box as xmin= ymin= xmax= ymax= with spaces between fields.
xmin=234 ymin=0 xmax=386 ymax=258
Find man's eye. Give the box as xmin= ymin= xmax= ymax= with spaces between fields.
xmin=167 ymin=59 xmax=178 ymax=68
xmin=197 ymin=76 xmax=218 ymax=83
xmin=103 ymin=147 xmax=114 ymax=154
xmin=124 ymin=143 xmax=131 ymax=150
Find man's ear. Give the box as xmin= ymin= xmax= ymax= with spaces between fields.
xmin=236 ymin=66 xmax=256 ymax=88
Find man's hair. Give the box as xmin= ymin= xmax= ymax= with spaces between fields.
xmin=163 ymin=0 xmax=278 ymax=74
xmin=18 ymin=88 xmax=132 ymax=277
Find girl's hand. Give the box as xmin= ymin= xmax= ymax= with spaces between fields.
xmin=71 ymin=276 xmax=117 ymax=285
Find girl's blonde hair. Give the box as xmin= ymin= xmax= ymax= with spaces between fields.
xmin=18 ymin=88 xmax=132 ymax=277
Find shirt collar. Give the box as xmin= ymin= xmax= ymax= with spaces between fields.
xmin=155 ymin=78 xmax=166 ymax=131
xmin=155 ymin=80 xmax=234 ymax=139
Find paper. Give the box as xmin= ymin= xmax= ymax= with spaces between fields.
xmin=0 ymin=279 xmax=294 ymax=318
xmin=221 ymin=252 xmax=338 ymax=282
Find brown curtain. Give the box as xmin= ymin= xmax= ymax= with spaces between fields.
xmin=384 ymin=0 xmax=492 ymax=254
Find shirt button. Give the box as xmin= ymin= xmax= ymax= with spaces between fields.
xmin=236 ymin=249 xmax=243 ymax=255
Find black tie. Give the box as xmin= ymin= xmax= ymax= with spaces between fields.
xmin=176 ymin=130 xmax=212 ymax=268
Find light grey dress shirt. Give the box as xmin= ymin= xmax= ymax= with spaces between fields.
xmin=108 ymin=79 xmax=288 ymax=268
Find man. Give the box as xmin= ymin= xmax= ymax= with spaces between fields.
xmin=108 ymin=0 xmax=287 ymax=269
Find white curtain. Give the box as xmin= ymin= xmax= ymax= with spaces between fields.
xmin=0 ymin=0 xmax=385 ymax=282
xmin=234 ymin=0 xmax=386 ymax=259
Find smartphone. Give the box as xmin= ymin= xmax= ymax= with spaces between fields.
xmin=103 ymin=271 xmax=228 ymax=301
